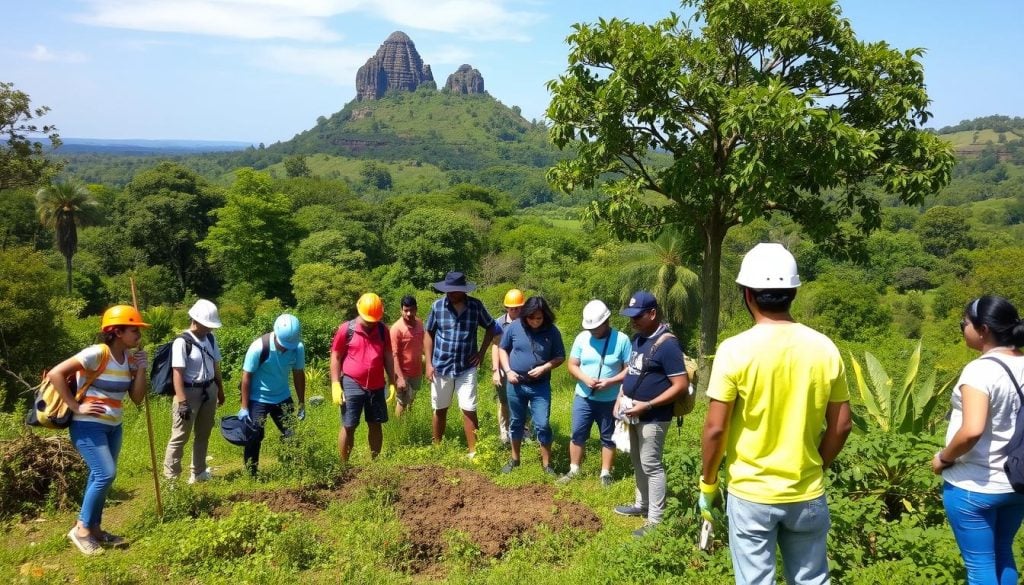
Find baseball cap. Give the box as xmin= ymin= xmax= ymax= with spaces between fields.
xmin=619 ymin=291 xmax=658 ymax=317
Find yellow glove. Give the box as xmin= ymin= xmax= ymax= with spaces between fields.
xmin=698 ymin=476 xmax=720 ymax=523
xmin=332 ymin=381 xmax=343 ymax=406
xmin=386 ymin=384 xmax=396 ymax=404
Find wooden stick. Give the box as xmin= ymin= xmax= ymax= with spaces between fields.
xmin=131 ymin=277 xmax=163 ymax=519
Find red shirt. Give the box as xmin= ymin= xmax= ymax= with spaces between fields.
xmin=331 ymin=320 xmax=391 ymax=390
xmin=390 ymin=317 xmax=424 ymax=377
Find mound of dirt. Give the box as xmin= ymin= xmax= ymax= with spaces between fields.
xmin=0 ymin=432 xmax=87 ymax=519
xmin=395 ymin=465 xmax=602 ymax=568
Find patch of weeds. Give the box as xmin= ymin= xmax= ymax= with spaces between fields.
xmin=270 ymin=415 xmax=343 ymax=487
xmin=360 ymin=466 xmax=402 ymax=506
xmin=159 ymin=480 xmax=222 ymax=522
xmin=270 ymin=522 xmax=333 ymax=571
xmin=0 ymin=431 xmax=87 ymax=519
xmin=443 ymin=529 xmax=483 ymax=573
xmin=76 ymin=555 xmax=143 ymax=585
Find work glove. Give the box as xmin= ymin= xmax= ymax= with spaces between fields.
xmin=176 ymin=401 xmax=191 ymax=422
xmin=237 ymin=408 xmax=250 ymax=423
xmin=331 ymin=381 xmax=343 ymax=406
xmin=297 ymin=405 xmax=306 ymax=421
xmin=698 ymin=476 xmax=720 ymax=523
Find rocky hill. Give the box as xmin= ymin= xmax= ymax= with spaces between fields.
xmin=355 ymin=31 xmax=435 ymax=101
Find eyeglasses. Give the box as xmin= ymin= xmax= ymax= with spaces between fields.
xmin=960 ymin=318 xmax=968 ymax=332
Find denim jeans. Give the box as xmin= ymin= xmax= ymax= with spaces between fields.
xmin=70 ymin=420 xmax=123 ymax=528
xmin=507 ymin=379 xmax=552 ymax=445
xmin=570 ymin=394 xmax=616 ymax=449
xmin=726 ymin=493 xmax=831 ymax=585
xmin=628 ymin=420 xmax=670 ymax=523
xmin=243 ymin=398 xmax=294 ymax=475
xmin=943 ymin=481 xmax=1024 ymax=585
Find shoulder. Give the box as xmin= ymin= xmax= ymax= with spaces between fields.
xmin=572 ymin=331 xmax=590 ymax=345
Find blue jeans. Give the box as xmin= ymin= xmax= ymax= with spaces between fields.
xmin=243 ymin=398 xmax=294 ymax=475
xmin=70 ymin=420 xmax=123 ymax=528
xmin=943 ymin=481 xmax=1024 ymax=585
xmin=570 ymin=394 xmax=616 ymax=448
xmin=507 ymin=379 xmax=552 ymax=445
xmin=726 ymin=493 xmax=831 ymax=585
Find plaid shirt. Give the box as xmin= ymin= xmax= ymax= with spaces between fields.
xmin=425 ymin=296 xmax=496 ymax=377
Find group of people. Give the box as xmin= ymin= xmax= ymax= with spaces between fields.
xmin=47 ymin=244 xmax=1024 ymax=585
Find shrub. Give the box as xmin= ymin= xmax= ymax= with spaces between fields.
xmin=0 ymin=431 xmax=87 ymax=519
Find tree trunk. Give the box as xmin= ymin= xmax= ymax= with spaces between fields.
xmin=64 ymin=253 xmax=73 ymax=295
xmin=697 ymin=220 xmax=727 ymax=391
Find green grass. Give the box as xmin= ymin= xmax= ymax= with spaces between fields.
xmin=261 ymin=153 xmax=449 ymax=193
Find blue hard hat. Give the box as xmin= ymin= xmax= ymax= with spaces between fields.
xmin=220 ymin=415 xmax=259 ymax=446
xmin=273 ymin=313 xmax=301 ymax=350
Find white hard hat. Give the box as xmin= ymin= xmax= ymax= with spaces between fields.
xmin=188 ymin=299 xmax=222 ymax=328
xmin=736 ymin=243 xmax=801 ymax=289
xmin=581 ymin=299 xmax=611 ymax=329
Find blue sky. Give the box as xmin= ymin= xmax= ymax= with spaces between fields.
xmin=2 ymin=1 xmax=1021 ymax=143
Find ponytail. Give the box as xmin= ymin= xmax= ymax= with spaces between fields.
xmin=1012 ymin=320 xmax=1024 ymax=348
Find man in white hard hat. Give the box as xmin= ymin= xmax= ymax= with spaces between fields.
xmin=163 ymin=299 xmax=225 ymax=483
xmin=559 ymin=300 xmax=632 ymax=486
xmin=700 ymin=243 xmax=852 ymax=585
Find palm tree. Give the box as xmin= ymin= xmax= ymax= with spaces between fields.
xmin=617 ymin=233 xmax=702 ymax=347
xmin=36 ymin=180 xmax=98 ymax=294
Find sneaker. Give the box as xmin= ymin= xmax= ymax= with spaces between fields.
xmin=466 ymin=451 xmax=476 ymax=461
xmin=188 ymin=470 xmax=212 ymax=484
xmin=68 ymin=528 xmax=104 ymax=556
xmin=632 ymin=522 xmax=658 ymax=538
xmin=556 ymin=470 xmax=578 ymax=484
xmin=600 ymin=474 xmax=614 ymax=488
xmin=543 ymin=465 xmax=557 ymax=477
xmin=614 ymin=504 xmax=648 ymax=517
xmin=501 ymin=459 xmax=520 ymax=474
xmin=97 ymin=531 xmax=128 ymax=548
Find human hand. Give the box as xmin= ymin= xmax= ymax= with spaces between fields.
xmin=623 ymin=401 xmax=648 ymax=417
xmin=297 ymin=405 xmax=306 ymax=421
xmin=130 ymin=349 xmax=148 ymax=371
xmin=331 ymin=381 xmax=343 ymax=406
xmin=492 ymin=370 xmax=501 ymax=386
xmin=527 ymin=364 xmax=548 ymax=379
xmin=467 ymin=351 xmax=482 ymax=367
xmin=507 ymin=371 xmax=521 ymax=385
xmin=176 ymin=401 xmax=191 ymax=421
xmin=75 ymin=400 xmax=107 ymax=416
xmin=592 ymin=378 xmax=609 ymax=391
xmin=698 ymin=477 xmax=720 ymax=522
xmin=396 ymin=377 xmax=407 ymax=392
xmin=932 ymin=452 xmax=953 ymax=475
xmin=217 ymin=387 xmax=225 ymax=406
xmin=237 ymin=408 xmax=250 ymax=422
xmin=425 ymin=364 xmax=435 ymax=382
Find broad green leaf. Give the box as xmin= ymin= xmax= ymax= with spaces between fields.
xmin=900 ymin=341 xmax=922 ymax=397
xmin=850 ymin=352 xmax=885 ymax=430
xmin=865 ymin=352 xmax=893 ymax=428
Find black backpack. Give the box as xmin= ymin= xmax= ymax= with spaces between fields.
xmin=336 ymin=320 xmax=387 ymax=360
xmin=149 ymin=332 xmax=218 ymax=396
xmin=982 ymin=356 xmax=1024 ymax=493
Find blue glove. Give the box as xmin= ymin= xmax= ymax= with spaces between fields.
xmin=698 ymin=477 xmax=720 ymax=523
xmin=297 ymin=405 xmax=306 ymax=421
xmin=237 ymin=408 xmax=250 ymax=422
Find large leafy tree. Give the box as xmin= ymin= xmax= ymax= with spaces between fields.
xmin=384 ymin=207 xmax=483 ymax=288
xmin=36 ymin=180 xmax=99 ymax=293
xmin=0 ymin=81 xmax=63 ymax=190
xmin=546 ymin=0 xmax=954 ymax=359
xmin=200 ymin=168 xmax=298 ymax=300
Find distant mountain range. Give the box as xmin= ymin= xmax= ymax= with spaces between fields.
xmin=60 ymin=138 xmax=253 ymax=155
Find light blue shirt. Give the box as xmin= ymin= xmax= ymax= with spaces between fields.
xmin=569 ymin=329 xmax=632 ymax=401
xmin=243 ymin=335 xmax=305 ymax=404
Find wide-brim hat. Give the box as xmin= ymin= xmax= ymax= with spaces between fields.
xmin=432 ymin=271 xmax=477 ymax=292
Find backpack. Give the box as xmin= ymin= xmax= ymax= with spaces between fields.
xmin=633 ymin=330 xmax=696 ymax=419
xmin=150 ymin=332 xmax=218 ymax=396
xmin=982 ymin=356 xmax=1024 ymax=493
xmin=26 ymin=344 xmax=111 ymax=429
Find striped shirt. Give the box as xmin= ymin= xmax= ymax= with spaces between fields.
xmin=74 ymin=344 xmax=132 ymax=426
xmin=425 ymin=296 xmax=495 ymax=377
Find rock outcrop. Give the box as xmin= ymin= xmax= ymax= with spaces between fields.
xmin=445 ymin=64 xmax=485 ymax=95
xmin=355 ymin=31 xmax=434 ymax=101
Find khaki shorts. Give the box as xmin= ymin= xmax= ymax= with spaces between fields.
xmin=396 ymin=376 xmax=421 ymax=406
xmin=431 ymin=368 xmax=478 ymax=411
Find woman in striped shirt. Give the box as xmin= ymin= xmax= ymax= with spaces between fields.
xmin=48 ymin=305 xmax=149 ymax=555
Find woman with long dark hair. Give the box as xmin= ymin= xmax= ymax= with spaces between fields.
xmin=498 ymin=296 xmax=565 ymax=475
xmin=48 ymin=305 xmax=149 ymax=555
xmin=934 ymin=295 xmax=1024 ymax=584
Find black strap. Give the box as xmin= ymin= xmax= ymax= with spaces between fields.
xmin=981 ymin=356 xmax=1024 ymax=403
xmin=629 ymin=329 xmax=675 ymax=398
xmin=587 ymin=333 xmax=613 ymax=398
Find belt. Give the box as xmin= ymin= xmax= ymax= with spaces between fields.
xmin=184 ymin=380 xmax=214 ymax=390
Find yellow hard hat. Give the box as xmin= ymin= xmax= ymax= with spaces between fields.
xmin=357 ymin=292 xmax=384 ymax=322
xmin=100 ymin=305 xmax=150 ymax=332
xmin=503 ymin=288 xmax=525 ymax=308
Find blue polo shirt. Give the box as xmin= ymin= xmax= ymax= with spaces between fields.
xmin=570 ymin=328 xmax=632 ymax=401
xmin=243 ymin=334 xmax=305 ymax=404
xmin=425 ymin=296 xmax=496 ymax=377
xmin=499 ymin=320 xmax=565 ymax=383
xmin=622 ymin=324 xmax=686 ymax=422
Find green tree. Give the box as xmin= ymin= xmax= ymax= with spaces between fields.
xmin=283 ymin=154 xmax=312 ymax=178
xmin=0 ymin=81 xmax=63 ymax=190
xmin=615 ymin=234 xmax=701 ymax=346
xmin=359 ymin=161 xmax=393 ymax=190
xmin=290 ymin=231 xmax=367 ymax=271
xmin=35 ymin=180 xmax=100 ymax=293
xmin=914 ymin=205 xmax=974 ymax=258
xmin=291 ymin=262 xmax=369 ymax=311
xmin=546 ymin=0 xmax=954 ymax=359
xmin=385 ymin=207 xmax=482 ymax=288
xmin=200 ymin=168 xmax=298 ymax=300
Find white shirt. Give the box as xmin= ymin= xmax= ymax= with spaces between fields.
xmin=943 ymin=353 xmax=1024 ymax=493
xmin=170 ymin=331 xmax=221 ymax=384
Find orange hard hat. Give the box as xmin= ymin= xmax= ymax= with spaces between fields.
xmin=100 ymin=305 xmax=150 ymax=332
xmin=357 ymin=293 xmax=384 ymax=322
xmin=503 ymin=288 xmax=525 ymax=308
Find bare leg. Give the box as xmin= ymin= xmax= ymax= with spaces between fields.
xmin=601 ymin=446 xmax=615 ymax=474
xmin=433 ymin=408 xmax=448 ymax=444
xmin=511 ymin=438 xmax=522 ymax=462
xmin=462 ymin=409 xmax=479 ymax=453
xmin=338 ymin=427 xmax=354 ymax=462
xmin=540 ymin=443 xmax=552 ymax=468
xmin=569 ymin=442 xmax=585 ymax=467
xmin=367 ymin=422 xmax=383 ymax=459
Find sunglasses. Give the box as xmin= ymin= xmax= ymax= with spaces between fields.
xmin=960 ymin=318 xmax=968 ymax=332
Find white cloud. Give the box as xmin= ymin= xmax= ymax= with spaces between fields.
xmin=259 ymin=45 xmax=365 ymax=85
xmin=428 ymin=45 xmax=474 ymax=66
xmin=28 ymin=44 xmax=89 ymax=63
xmin=74 ymin=0 xmax=543 ymax=42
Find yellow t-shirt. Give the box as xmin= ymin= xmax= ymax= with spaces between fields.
xmin=706 ymin=323 xmax=850 ymax=504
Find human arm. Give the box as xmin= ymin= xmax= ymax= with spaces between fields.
xmin=491 ymin=330 xmax=503 ymax=386
xmin=423 ymin=328 xmax=435 ymax=381
xmin=293 ymin=369 xmax=306 ymax=405
xmin=819 ymin=401 xmax=853 ymax=469
xmin=47 ymin=356 xmax=106 ymax=416
xmin=389 ymin=325 xmax=406 ymax=390
xmin=471 ymin=325 xmax=496 ymax=368
xmin=701 ymin=398 xmax=734 ymax=484
xmin=621 ymin=373 xmax=688 ymax=417
xmin=567 ymin=357 xmax=597 ymax=388
xmin=498 ymin=347 xmax=520 ymax=385
xmin=172 ymin=368 xmax=187 ymax=402
xmin=214 ymin=361 xmax=224 ymax=406
xmin=933 ymin=385 xmax=989 ymax=473
xmin=383 ymin=349 xmax=397 ymax=390
xmin=127 ymin=349 xmax=148 ymax=405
